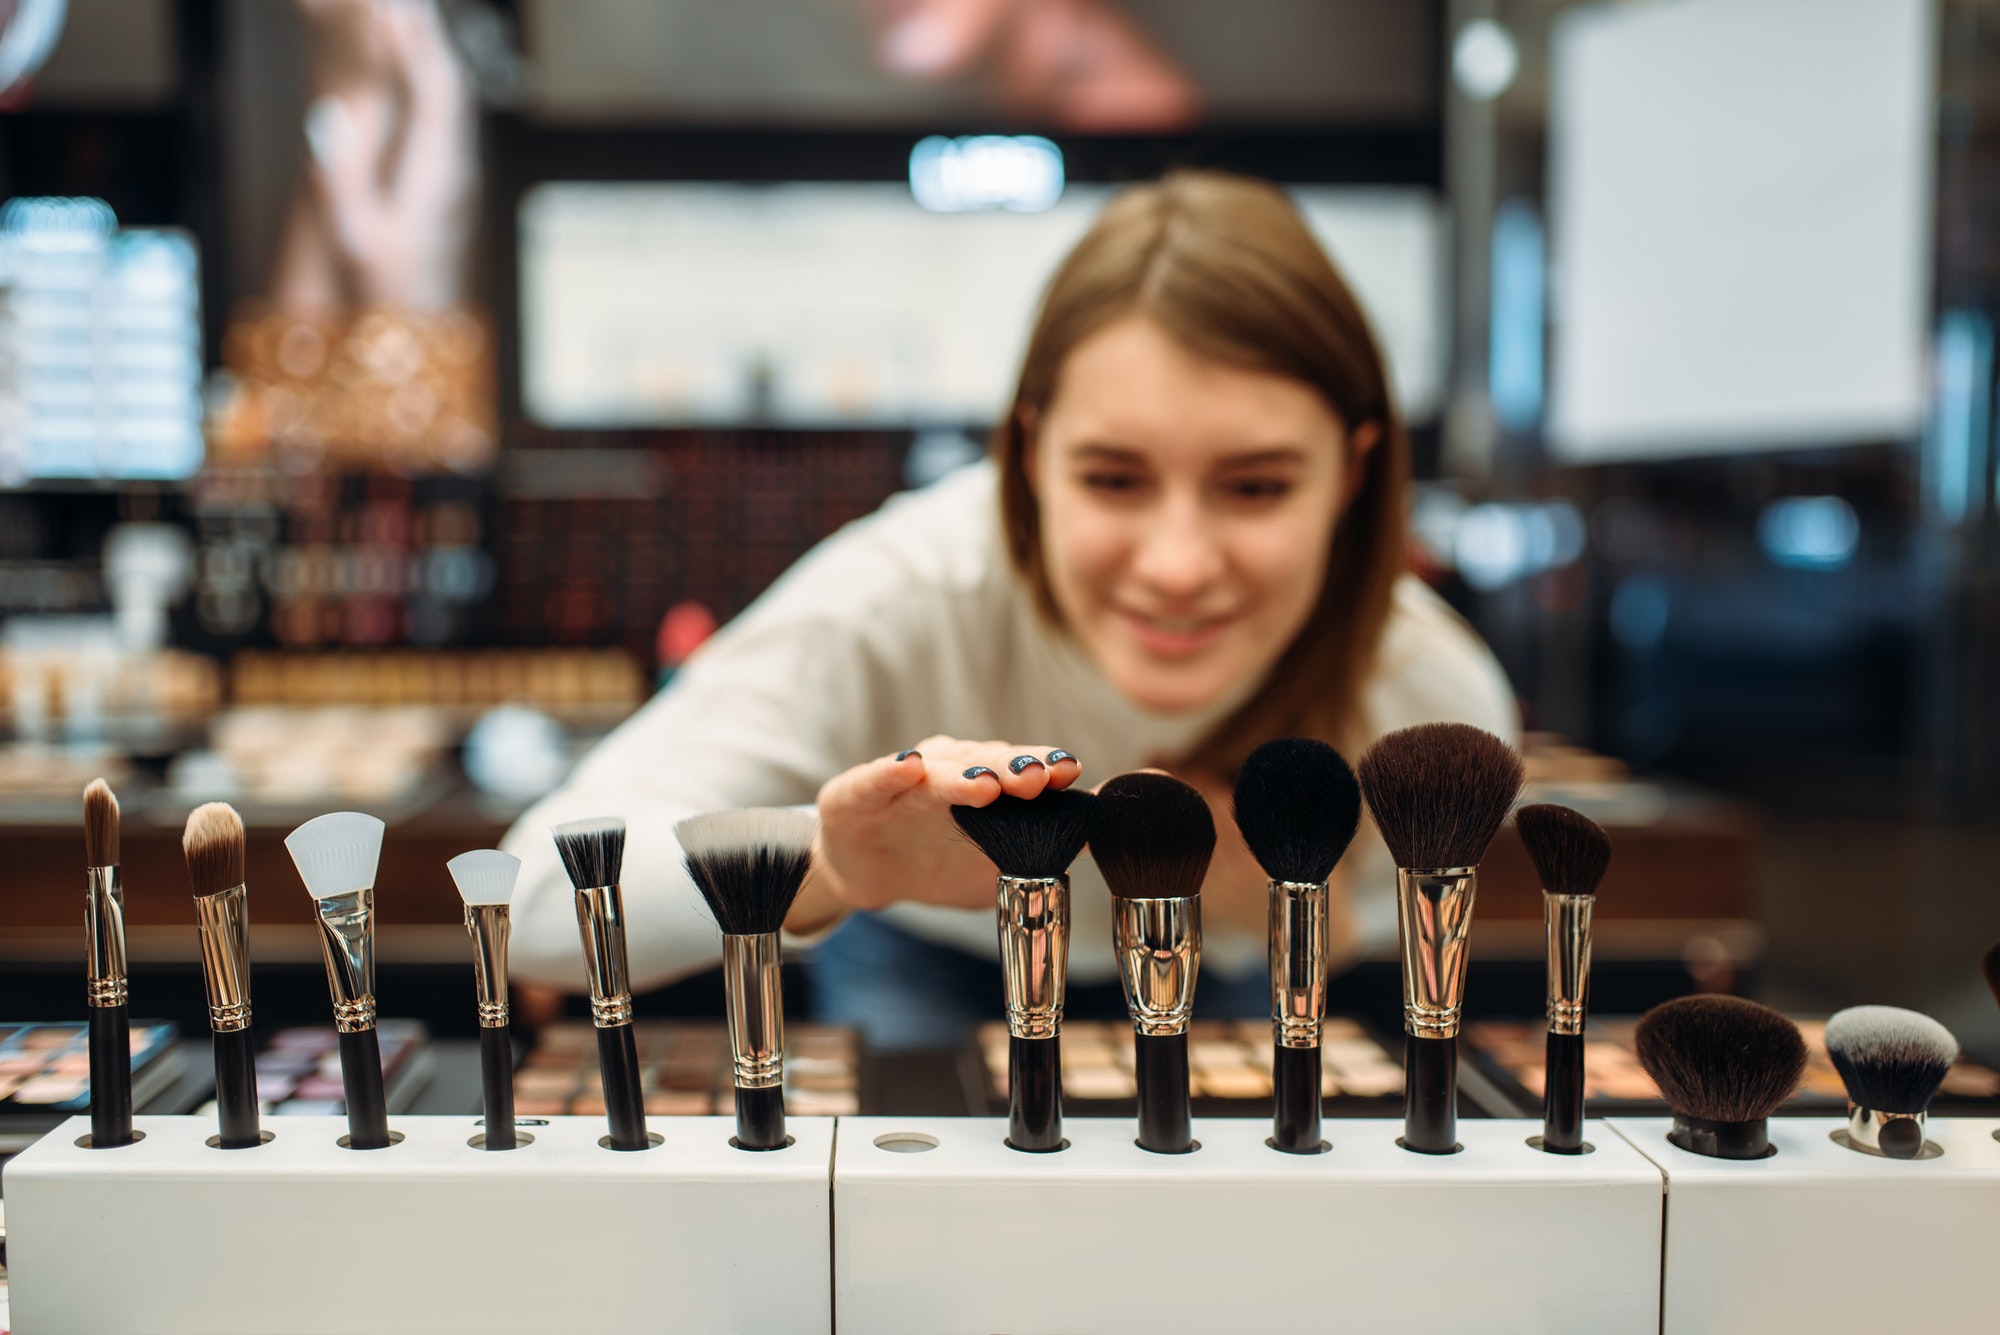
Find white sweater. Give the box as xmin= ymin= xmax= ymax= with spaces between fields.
xmin=500 ymin=461 xmax=1520 ymax=990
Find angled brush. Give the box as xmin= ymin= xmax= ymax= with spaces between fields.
xmin=1516 ymin=803 xmax=1611 ymax=1155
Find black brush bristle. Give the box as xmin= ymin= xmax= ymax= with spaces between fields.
xmin=83 ymin=777 xmax=119 ymax=868
xmin=1983 ymin=941 xmax=2000 ymax=1013
xmin=182 ymin=802 xmax=247 ymax=898
xmin=1231 ymin=738 xmax=1361 ymax=885
xmin=1092 ymin=772 xmax=1215 ymax=900
xmin=1634 ymin=995 xmax=1806 ymax=1123
xmin=676 ymin=808 xmax=817 ymax=936
xmin=1514 ymin=803 xmax=1612 ymax=897
xmin=552 ymin=817 xmax=627 ymax=890
xmin=1356 ymin=723 xmax=1524 ymax=870
xmin=1823 ymin=1005 xmax=1958 ymax=1115
xmin=950 ymin=789 xmax=1099 ymax=880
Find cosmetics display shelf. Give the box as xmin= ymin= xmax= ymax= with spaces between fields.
xmin=1607 ymin=1117 xmax=2000 ymax=1332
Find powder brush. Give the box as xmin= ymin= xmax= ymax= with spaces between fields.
xmin=1634 ymin=994 xmax=1805 ymax=1159
xmin=553 ymin=817 xmax=650 ymax=1150
xmin=1515 ymin=803 xmax=1611 ymax=1154
xmin=184 ymin=802 xmax=260 ymax=1149
xmin=82 ymin=778 xmax=133 ymax=1148
xmin=1824 ymin=1005 xmax=1957 ymax=1159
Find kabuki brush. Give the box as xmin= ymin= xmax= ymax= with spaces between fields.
xmin=1357 ymin=723 xmax=1524 ymax=1154
xmin=1634 ymin=994 xmax=1805 ymax=1159
xmin=1824 ymin=1005 xmax=1957 ymax=1160
xmin=1514 ymin=803 xmax=1612 ymax=1154
xmin=82 ymin=778 xmax=133 ymax=1147
xmin=448 ymin=850 xmax=522 ymax=1150
xmin=677 ymin=808 xmax=817 ymax=1151
xmin=553 ymin=818 xmax=649 ymax=1150
xmin=1231 ymin=738 xmax=1362 ymax=1155
xmin=1095 ymin=772 xmax=1214 ymax=1155
xmin=184 ymin=802 xmax=259 ymax=1149
xmin=285 ymin=812 xmax=392 ymax=1149
xmin=952 ymin=788 xmax=1100 ymax=1152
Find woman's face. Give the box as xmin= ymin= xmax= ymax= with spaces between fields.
xmin=1028 ymin=315 xmax=1375 ymax=715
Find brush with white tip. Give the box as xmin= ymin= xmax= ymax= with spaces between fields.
xmin=82 ymin=778 xmax=133 ymax=1148
xmin=1824 ymin=1005 xmax=1958 ymax=1160
xmin=553 ymin=817 xmax=650 ymax=1151
xmin=285 ymin=811 xmax=392 ymax=1150
xmin=184 ymin=802 xmax=260 ymax=1149
xmin=449 ymin=849 xmax=522 ymax=1151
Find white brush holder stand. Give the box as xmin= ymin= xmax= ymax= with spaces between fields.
xmin=2 ymin=1114 xmax=834 ymax=1335
xmin=1610 ymin=1116 xmax=2000 ymax=1333
xmin=833 ymin=1116 xmax=1664 ymax=1334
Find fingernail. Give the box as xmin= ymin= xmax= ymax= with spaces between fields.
xmin=1008 ymin=754 xmax=1044 ymax=774
xmin=962 ymin=766 xmax=997 ymax=780
xmin=897 ymin=749 xmax=922 ymax=762
xmin=1046 ymin=750 xmax=1076 ymax=766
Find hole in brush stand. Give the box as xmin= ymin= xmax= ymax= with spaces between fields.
xmin=337 ymin=1130 xmax=406 ymax=1150
xmin=729 ymin=1134 xmax=797 ymax=1151
xmin=1265 ymin=1137 xmax=1332 ymax=1155
xmin=1394 ymin=1137 xmax=1464 ymax=1155
xmin=73 ymin=1129 xmax=147 ymax=1150
xmin=467 ymin=1131 xmax=537 ymax=1150
xmin=1525 ymin=1135 xmax=1595 ymax=1155
xmin=872 ymin=1131 xmax=940 ymax=1153
xmin=1135 ymin=1139 xmax=1202 ymax=1154
xmin=206 ymin=1130 xmax=277 ymax=1149
xmin=1828 ymin=1128 xmax=1943 ymax=1160
xmin=598 ymin=1131 xmax=666 ymax=1150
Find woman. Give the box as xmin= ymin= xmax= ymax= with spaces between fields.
xmin=501 ymin=171 xmax=1517 ymax=1047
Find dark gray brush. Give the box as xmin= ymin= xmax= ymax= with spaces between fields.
xmin=1231 ymin=738 xmax=1361 ymax=885
xmin=1356 ymin=723 xmax=1524 ymax=870
xmin=1515 ymin=804 xmax=1612 ymax=897
xmin=1634 ymin=995 xmax=1806 ymax=1124
xmin=951 ymin=789 xmax=1099 ymax=880
xmin=677 ymin=808 xmax=817 ymax=935
xmin=1823 ymin=1005 xmax=1957 ymax=1115
xmin=553 ymin=817 xmax=627 ymax=889
xmin=1092 ymin=772 xmax=1215 ymax=899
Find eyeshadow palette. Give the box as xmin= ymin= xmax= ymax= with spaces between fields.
xmin=239 ymin=1020 xmax=436 ymax=1117
xmin=0 ymin=1021 xmax=184 ymax=1152
xmin=511 ymin=1021 xmax=859 ymax=1118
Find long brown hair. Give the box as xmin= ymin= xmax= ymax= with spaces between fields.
xmin=994 ymin=170 xmax=1409 ymax=776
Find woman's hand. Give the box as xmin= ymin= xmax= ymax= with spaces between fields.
xmin=787 ymin=738 xmax=1085 ymax=934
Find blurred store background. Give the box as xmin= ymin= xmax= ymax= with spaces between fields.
xmin=0 ymin=0 xmax=1996 ymax=1091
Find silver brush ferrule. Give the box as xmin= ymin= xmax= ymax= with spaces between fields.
xmin=723 ymin=931 xmax=784 ymax=1090
xmin=996 ymin=874 xmax=1068 ymax=1040
xmin=311 ymin=887 xmax=377 ymax=1032
xmin=1544 ymin=891 xmax=1594 ymax=1036
xmin=1268 ymin=878 xmax=1328 ymax=1049
xmin=1846 ymin=1105 xmax=1926 ymax=1155
xmin=1396 ymin=866 xmax=1478 ymax=1040
xmin=464 ymin=903 xmax=511 ymax=1028
xmin=85 ymin=865 xmax=128 ymax=1007
xmin=193 ymin=883 xmax=253 ymax=1032
xmin=573 ymin=883 xmax=634 ymax=1028
xmin=1114 ymin=896 xmax=1201 ymax=1038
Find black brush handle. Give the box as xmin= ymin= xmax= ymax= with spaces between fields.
xmin=1271 ymin=1043 xmax=1323 ymax=1153
xmin=1134 ymin=1032 xmax=1193 ymax=1154
xmin=1007 ymin=1034 xmax=1063 ymax=1151
xmin=337 ymin=1027 xmax=391 ymax=1149
xmin=734 ymin=1084 xmax=786 ymax=1150
xmin=1542 ymin=1030 xmax=1586 ymax=1153
xmin=480 ymin=1026 xmax=517 ymax=1150
xmin=211 ymin=1027 xmax=261 ymax=1149
xmin=597 ymin=1023 xmax=650 ymax=1150
xmin=1402 ymin=1034 xmax=1458 ymax=1154
xmin=88 ymin=1003 xmax=133 ymax=1148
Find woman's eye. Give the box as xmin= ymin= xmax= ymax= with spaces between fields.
xmin=1224 ymin=477 xmax=1293 ymax=503
xmin=1082 ymin=471 xmax=1146 ymax=495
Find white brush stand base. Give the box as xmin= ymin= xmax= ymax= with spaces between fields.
xmin=1610 ymin=1116 xmax=2000 ymax=1334
xmin=2 ymin=1114 xmax=834 ymax=1335
xmin=833 ymin=1116 xmax=1664 ymax=1335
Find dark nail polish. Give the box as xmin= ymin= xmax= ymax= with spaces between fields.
xmin=897 ymin=749 xmax=921 ymax=762
xmin=1046 ymin=750 xmax=1076 ymax=766
xmin=1009 ymin=755 xmax=1044 ymax=774
xmin=963 ymin=766 xmax=997 ymax=780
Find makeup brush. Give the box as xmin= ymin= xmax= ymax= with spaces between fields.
xmin=553 ymin=817 xmax=649 ymax=1151
xmin=1824 ymin=1005 xmax=1957 ymax=1160
xmin=285 ymin=812 xmax=392 ymax=1150
xmin=1515 ymin=803 xmax=1612 ymax=1155
xmin=82 ymin=778 xmax=133 ymax=1148
xmin=1357 ymin=723 xmax=1524 ymax=1155
xmin=952 ymin=789 xmax=1100 ymax=1152
xmin=677 ymin=808 xmax=817 ymax=1151
xmin=448 ymin=849 xmax=521 ymax=1151
xmin=1095 ymin=772 xmax=1213 ymax=1155
xmin=1634 ymin=994 xmax=1805 ymax=1159
xmin=1232 ymin=738 xmax=1362 ymax=1155
xmin=184 ymin=802 xmax=259 ymax=1149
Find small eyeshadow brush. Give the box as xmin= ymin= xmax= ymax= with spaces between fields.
xmin=1824 ymin=1005 xmax=1957 ymax=1159
xmin=1514 ymin=803 xmax=1612 ymax=1154
xmin=553 ymin=817 xmax=649 ymax=1150
xmin=184 ymin=802 xmax=259 ymax=1149
xmin=1634 ymin=994 xmax=1806 ymax=1159
xmin=952 ymin=789 xmax=1100 ymax=1152
xmin=677 ymin=808 xmax=818 ymax=1150
xmin=1357 ymin=723 xmax=1524 ymax=1155
xmin=1095 ymin=772 xmax=1214 ymax=1155
xmin=285 ymin=812 xmax=392 ymax=1149
xmin=448 ymin=849 xmax=522 ymax=1150
xmin=1231 ymin=738 xmax=1362 ymax=1154
xmin=82 ymin=778 xmax=133 ymax=1148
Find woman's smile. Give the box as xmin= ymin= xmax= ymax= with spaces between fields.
xmin=1114 ymin=604 xmax=1240 ymax=658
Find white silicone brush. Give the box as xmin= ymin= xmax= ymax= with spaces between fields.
xmin=286 ymin=812 xmax=391 ymax=1149
xmin=449 ymin=849 xmax=522 ymax=1150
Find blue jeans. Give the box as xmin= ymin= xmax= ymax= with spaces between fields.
xmin=807 ymin=910 xmax=1269 ymax=1051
